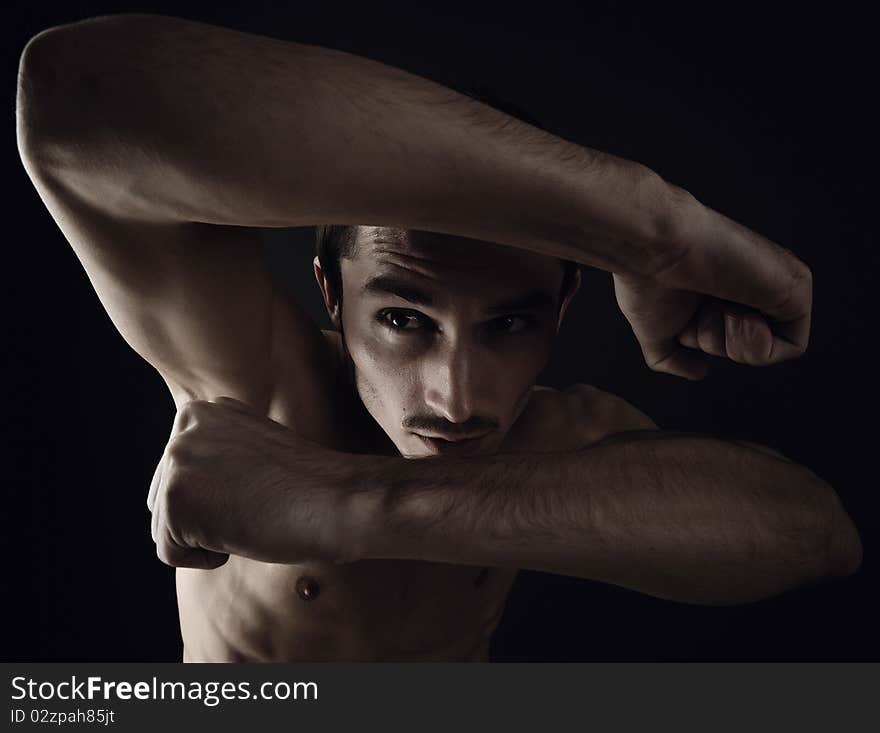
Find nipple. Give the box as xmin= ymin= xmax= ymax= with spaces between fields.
xmin=295 ymin=575 xmax=321 ymax=601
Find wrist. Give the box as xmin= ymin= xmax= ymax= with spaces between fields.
xmin=549 ymin=157 xmax=688 ymax=278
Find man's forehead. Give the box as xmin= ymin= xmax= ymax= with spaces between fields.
xmin=353 ymin=226 xmax=560 ymax=279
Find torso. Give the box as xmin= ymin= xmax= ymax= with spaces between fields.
xmin=176 ymin=329 xmax=583 ymax=662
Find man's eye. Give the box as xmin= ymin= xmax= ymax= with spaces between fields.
xmin=380 ymin=309 xmax=426 ymax=331
xmin=490 ymin=314 xmax=532 ymax=334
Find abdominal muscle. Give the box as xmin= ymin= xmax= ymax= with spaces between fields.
xmin=176 ymin=556 xmax=518 ymax=662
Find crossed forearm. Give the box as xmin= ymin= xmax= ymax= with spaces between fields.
xmin=346 ymin=432 xmax=861 ymax=605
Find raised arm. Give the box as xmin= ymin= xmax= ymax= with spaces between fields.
xmin=19 ymin=12 xmax=812 ymax=380
xmin=18 ymin=12 xmax=669 ymax=264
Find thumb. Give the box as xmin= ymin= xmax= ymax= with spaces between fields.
xmin=648 ymin=343 xmax=710 ymax=381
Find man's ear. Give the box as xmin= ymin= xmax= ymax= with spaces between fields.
xmin=556 ymin=267 xmax=582 ymax=332
xmin=313 ymin=256 xmax=342 ymax=330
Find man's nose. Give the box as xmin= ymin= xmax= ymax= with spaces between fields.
xmin=422 ymin=344 xmax=485 ymax=425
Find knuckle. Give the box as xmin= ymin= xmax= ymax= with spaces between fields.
xmin=797 ymin=269 xmax=813 ymax=304
xmin=165 ymin=435 xmax=194 ymax=466
xmin=178 ymin=399 xmax=196 ymax=418
xmin=782 ymin=250 xmax=812 ymax=290
xmin=179 ymin=398 xmax=209 ymax=423
xmin=160 ymin=475 xmax=200 ymax=545
xmin=162 ymin=470 xmax=189 ymax=513
xmin=787 ymin=256 xmax=812 ymax=287
xmin=156 ymin=539 xmax=172 ymax=565
xmin=770 ymin=258 xmax=812 ymax=320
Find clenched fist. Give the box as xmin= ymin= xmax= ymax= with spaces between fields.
xmin=611 ymin=187 xmax=812 ymax=380
xmin=146 ymin=396 xmax=366 ymax=569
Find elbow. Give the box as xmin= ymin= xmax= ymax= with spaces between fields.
xmin=17 ymin=25 xmax=63 ymax=166
xmin=17 ymin=22 xmax=92 ymax=170
xmin=783 ymin=466 xmax=862 ymax=582
xmin=17 ymin=14 xmax=154 ymax=170
xmin=824 ymin=495 xmax=863 ymax=579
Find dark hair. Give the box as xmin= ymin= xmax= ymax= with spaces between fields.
xmin=315 ymin=86 xmax=579 ymax=314
xmin=315 ymin=223 xmax=359 ymax=310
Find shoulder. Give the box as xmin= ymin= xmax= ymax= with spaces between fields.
xmin=561 ymin=383 xmax=658 ymax=445
xmin=502 ymin=383 xmax=658 ymax=454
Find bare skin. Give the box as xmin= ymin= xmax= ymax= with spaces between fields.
xmin=174 ymin=336 xmax=653 ymax=662
xmin=16 ymin=14 xmax=861 ymax=662
xmin=173 ymin=229 xmax=653 ymax=663
xmin=174 ymin=360 xmax=518 ymax=661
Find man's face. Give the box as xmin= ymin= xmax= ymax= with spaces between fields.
xmin=320 ymin=227 xmax=577 ymax=458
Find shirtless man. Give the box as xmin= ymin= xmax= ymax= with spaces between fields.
xmin=17 ymin=13 xmax=862 ymax=662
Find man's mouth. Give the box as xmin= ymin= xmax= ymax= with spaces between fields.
xmin=412 ymin=432 xmax=491 ymax=455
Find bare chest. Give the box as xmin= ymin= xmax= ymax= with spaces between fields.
xmin=178 ymin=553 xmax=517 ymax=661
xmin=176 ymin=333 xmax=520 ymax=661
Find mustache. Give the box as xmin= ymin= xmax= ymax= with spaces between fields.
xmin=403 ymin=416 xmax=498 ymax=437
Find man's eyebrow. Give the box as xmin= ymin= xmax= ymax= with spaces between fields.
xmin=362 ymin=274 xmax=556 ymax=314
xmin=362 ymin=275 xmax=435 ymax=307
xmin=484 ymin=290 xmax=557 ymax=315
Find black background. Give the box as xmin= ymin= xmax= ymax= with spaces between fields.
xmin=3 ymin=0 xmax=877 ymax=661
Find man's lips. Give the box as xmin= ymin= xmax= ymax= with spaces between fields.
xmin=412 ymin=432 xmax=492 ymax=455
xmin=415 ymin=432 xmax=491 ymax=442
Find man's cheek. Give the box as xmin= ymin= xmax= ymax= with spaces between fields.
xmin=353 ymin=366 xmax=401 ymax=428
